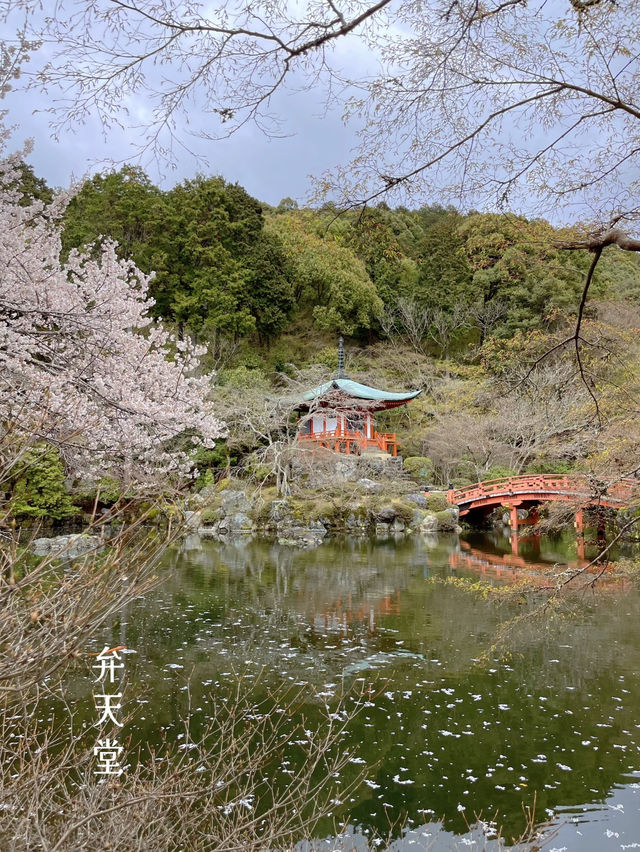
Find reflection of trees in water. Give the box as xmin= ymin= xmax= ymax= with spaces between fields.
xmin=92 ymin=535 xmax=640 ymax=841
xmin=153 ymin=536 xmax=640 ymax=694
xmin=120 ymin=536 xmax=461 ymax=689
xmin=175 ymin=536 xmax=424 ymax=623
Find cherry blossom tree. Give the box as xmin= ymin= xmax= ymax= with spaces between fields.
xmin=0 ymin=147 xmax=224 ymax=489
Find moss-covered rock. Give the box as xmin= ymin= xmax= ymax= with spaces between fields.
xmin=219 ymin=512 xmax=253 ymax=532
xmin=371 ymin=497 xmax=415 ymax=527
xmin=419 ymin=513 xmax=438 ymax=533
xmin=434 ymin=510 xmax=458 ymax=531
xmin=220 ymin=490 xmax=251 ymax=514
xmin=251 ymin=491 xmax=278 ymax=526
xmin=200 ymin=507 xmax=221 ymax=525
xmin=391 ymin=499 xmax=417 ymax=525
xmin=188 ymin=477 xmax=464 ymax=542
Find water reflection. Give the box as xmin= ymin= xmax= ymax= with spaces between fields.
xmin=87 ymin=531 xmax=640 ymax=849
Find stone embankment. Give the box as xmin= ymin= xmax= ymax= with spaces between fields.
xmin=186 ymin=480 xmax=460 ymax=546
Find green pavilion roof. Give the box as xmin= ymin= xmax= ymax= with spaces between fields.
xmin=300 ymin=378 xmax=421 ymax=405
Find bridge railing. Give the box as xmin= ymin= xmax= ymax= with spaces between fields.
xmin=447 ymin=474 xmax=638 ymax=506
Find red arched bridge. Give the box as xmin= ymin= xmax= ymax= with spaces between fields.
xmin=446 ymin=474 xmax=638 ymax=531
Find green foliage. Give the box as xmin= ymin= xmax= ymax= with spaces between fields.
xmin=61 ymin=166 xmax=164 ymax=266
xmin=267 ymin=212 xmax=383 ymax=335
xmin=452 ymin=476 xmax=475 ymax=488
xmin=434 ymin=510 xmax=458 ymax=531
xmin=338 ymin=207 xmax=406 ymax=305
xmin=97 ymin=476 xmax=122 ymax=505
xmin=243 ymin=231 xmax=296 ymax=341
xmin=597 ymin=247 xmax=640 ymax=301
xmin=485 ymin=465 xmax=517 ymax=480
xmin=451 ymin=459 xmax=480 ymax=483
xmin=414 ymin=213 xmax=473 ymax=312
xmin=14 ymin=162 xmax=53 ymax=206
xmin=524 ymin=459 xmax=575 ymax=475
xmin=62 ymin=169 xmax=295 ymax=344
xmin=219 ymin=365 xmax=269 ymax=389
xmin=73 ymin=475 xmax=123 ymax=507
xmin=156 ymin=175 xmax=262 ymax=337
xmin=403 ymin=456 xmax=435 ymax=481
xmin=458 ymin=214 xmax=590 ymax=338
xmin=193 ymin=443 xmax=230 ymax=490
xmin=425 ymin=493 xmax=449 ymax=512
xmin=242 ymin=452 xmax=275 ymax=484
xmin=275 ymin=197 xmax=299 ymax=213
xmin=59 ymin=164 xmax=640 ymax=364
xmin=10 ymin=445 xmax=77 ymax=521
xmin=199 ymin=507 xmax=220 ymax=525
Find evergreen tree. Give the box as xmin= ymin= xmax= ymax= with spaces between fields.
xmin=10 ymin=445 xmax=77 ymax=520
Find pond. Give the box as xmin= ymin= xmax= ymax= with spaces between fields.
xmin=76 ymin=529 xmax=640 ymax=850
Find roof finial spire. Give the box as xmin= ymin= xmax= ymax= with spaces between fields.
xmin=337 ymin=336 xmax=346 ymax=379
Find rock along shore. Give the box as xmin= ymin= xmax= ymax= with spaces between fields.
xmin=185 ymin=480 xmax=460 ymax=547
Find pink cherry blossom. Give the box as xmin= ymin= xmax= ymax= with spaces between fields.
xmin=0 ymin=150 xmax=225 ymax=490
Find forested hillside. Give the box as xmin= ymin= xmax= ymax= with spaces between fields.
xmin=21 ymin=162 xmax=640 ymax=495
xmin=58 ymin=165 xmax=640 ymax=350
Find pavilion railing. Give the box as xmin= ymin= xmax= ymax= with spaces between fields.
xmin=297 ymin=428 xmax=398 ymax=456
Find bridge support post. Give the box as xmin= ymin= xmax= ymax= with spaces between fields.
xmin=509 ymin=504 xmax=520 ymax=532
xmin=575 ymin=508 xmax=585 ymax=536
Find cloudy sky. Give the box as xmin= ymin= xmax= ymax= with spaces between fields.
xmin=8 ymin=80 xmax=359 ymax=204
xmin=4 ymin=1 xmax=628 ymax=225
xmin=1 ymin=11 xmax=370 ymax=204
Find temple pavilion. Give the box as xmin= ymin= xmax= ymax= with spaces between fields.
xmin=296 ymin=338 xmax=421 ymax=456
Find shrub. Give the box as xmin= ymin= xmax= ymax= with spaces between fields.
xmin=452 ymin=476 xmax=475 ymax=488
xmin=96 ymin=476 xmax=122 ymax=505
xmin=425 ymin=492 xmax=449 ymax=512
xmin=485 ymin=465 xmax=517 ymax=480
xmin=403 ymin=456 xmax=434 ymax=481
xmin=219 ymin=365 xmax=269 ymax=390
xmin=194 ymin=442 xmax=230 ymax=490
xmin=72 ymin=475 xmax=123 ymax=510
xmin=451 ymin=460 xmax=477 ymax=482
xmin=242 ymin=451 xmax=275 ymax=485
xmin=199 ymin=507 xmax=220 ymax=525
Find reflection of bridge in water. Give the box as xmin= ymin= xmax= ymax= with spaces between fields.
xmin=449 ymin=537 xmax=588 ymax=585
xmin=303 ymin=530 xmax=625 ymax=635
xmin=450 ymin=530 xmax=636 ymax=591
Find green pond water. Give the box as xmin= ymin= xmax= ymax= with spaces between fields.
xmin=71 ymin=529 xmax=640 ymax=850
